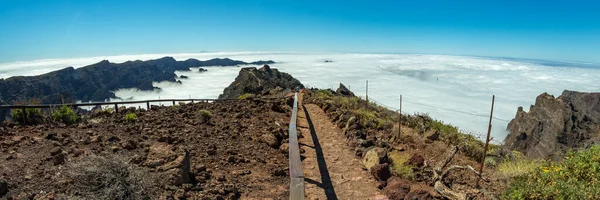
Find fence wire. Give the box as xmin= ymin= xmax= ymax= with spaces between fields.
xmin=366 ymin=96 xmax=504 ymax=145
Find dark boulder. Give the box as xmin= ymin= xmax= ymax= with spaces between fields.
xmin=336 ymin=83 xmax=355 ymax=97
xmin=370 ymin=163 xmax=391 ymax=181
xmin=0 ymin=178 xmax=7 ymax=197
xmin=179 ymin=75 xmax=189 ymax=79
xmin=199 ymin=68 xmax=207 ymax=72
xmin=505 ymin=90 xmax=600 ymax=160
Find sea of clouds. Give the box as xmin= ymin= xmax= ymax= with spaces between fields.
xmin=1 ymin=52 xmax=599 ymax=143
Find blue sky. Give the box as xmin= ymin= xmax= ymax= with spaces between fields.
xmin=0 ymin=0 xmax=599 ymax=63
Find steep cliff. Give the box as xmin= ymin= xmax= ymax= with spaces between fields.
xmin=505 ymin=90 xmax=600 ymax=160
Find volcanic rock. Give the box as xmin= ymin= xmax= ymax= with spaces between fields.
xmin=336 ymin=83 xmax=355 ymax=97
xmin=370 ymin=163 xmax=391 ymax=181
xmin=218 ymin=65 xmax=304 ymax=99
xmin=363 ymin=147 xmax=387 ymax=170
xmin=505 ymin=90 xmax=600 ymax=160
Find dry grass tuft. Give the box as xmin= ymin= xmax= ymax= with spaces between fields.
xmin=66 ymin=155 xmax=155 ymax=200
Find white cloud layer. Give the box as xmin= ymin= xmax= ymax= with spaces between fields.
xmin=1 ymin=52 xmax=599 ymax=143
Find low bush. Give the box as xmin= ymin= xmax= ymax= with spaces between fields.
xmin=388 ymin=150 xmax=415 ymax=180
xmin=66 ymin=155 xmax=155 ymax=199
xmin=10 ymin=98 xmax=44 ymax=124
xmin=312 ymin=89 xmax=334 ymax=100
xmin=198 ymin=109 xmax=213 ymax=123
xmin=238 ymin=93 xmax=255 ymax=99
xmin=496 ymin=151 xmax=542 ymax=179
xmin=502 ymin=146 xmax=600 ymax=199
xmin=52 ymin=105 xmax=77 ymax=125
xmin=125 ymin=113 xmax=137 ymax=123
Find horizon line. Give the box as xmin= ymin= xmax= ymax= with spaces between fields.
xmin=0 ymin=51 xmax=598 ymax=67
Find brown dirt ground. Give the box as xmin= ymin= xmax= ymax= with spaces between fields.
xmin=0 ymin=98 xmax=294 ymax=200
xmin=297 ymin=93 xmax=382 ymax=200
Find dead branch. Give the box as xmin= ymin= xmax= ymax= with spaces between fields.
xmin=433 ymin=145 xmax=487 ymax=200
xmin=443 ymin=165 xmax=489 ymax=182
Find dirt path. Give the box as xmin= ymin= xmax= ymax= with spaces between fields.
xmin=297 ymin=93 xmax=382 ymax=199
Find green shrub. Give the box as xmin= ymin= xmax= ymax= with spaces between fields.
xmin=353 ymin=108 xmax=377 ymax=128
xmin=388 ymin=150 xmax=415 ymax=180
xmin=52 ymin=105 xmax=77 ymax=125
xmin=10 ymin=98 xmax=44 ymax=124
xmin=312 ymin=89 xmax=334 ymax=100
xmin=238 ymin=93 xmax=255 ymax=99
xmin=198 ymin=109 xmax=213 ymax=123
xmin=125 ymin=113 xmax=137 ymax=123
xmin=427 ymin=119 xmax=490 ymax=160
xmin=502 ymin=145 xmax=600 ymax=199
xmin=497 ymin=151 xmax=542 ymax=178
xmin=11 ymin=108 xmax=43 ymax=124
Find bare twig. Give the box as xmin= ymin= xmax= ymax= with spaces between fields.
xmin=433 ymin=145 xmax=488 ymax=200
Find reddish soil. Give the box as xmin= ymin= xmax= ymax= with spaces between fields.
xmin=298 ymin=102 xmax=382 ymax=199
xmin=0 ymin=98 xmax=294 ymax=199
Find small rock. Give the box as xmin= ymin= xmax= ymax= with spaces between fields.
xmin=357 ymin=139 xmax=374 ymax=147
xmin=269 ymin=168 xmax=286 ymax=177
xmin=260 ymin=133 xmax=279 ymax=149
xmin=50 ymin=147 xmax=62 ymax=156
xmin=90 ymin=135 xmax=103 ymax=143
xmin=120 ymin=140 xmax=137 ymax=150
xmin=227 ymin=156 xmax=237 ymax=163
xmin=110 ymin=146 xmax=120 ymax=152
xmin=425 ymin=130 xmax=440 ymax=141
xmin=130 ymin=154 xmax=144 ymax=164
xmin=45 ymin=132 xmax=58 ymax=140
xmin=408 ymin=154 xmax=425 ymax=167
xmin=0 ymin=178 xmax=8 ymax=197
xmin=174 ymin=188 xmax=186 ymax=200
xmin=33 ymin=192 xmax=56 ymax=200
xmin=232 ymin=170 xmax=251 ymax=176
xmin=107 ymin=135 xmax=120 ymax=142
xmin=279 ymin=143 xmax=289 ymax=154
xmin=370 ymin=163 xmax=391 ymax=181
xmin=194 ymin=164 xmax=207 ymax=173
xmin=363 ymin=147 xmax=387 ymax=170
xmin=384 ymin=178 xmax=411 ymax=200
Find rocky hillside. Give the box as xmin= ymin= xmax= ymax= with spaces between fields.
xmin=505 ymin=90 xmax=600 ymax=160
xmin=0 ymin=98 xmax=294 ymax=199
xmin=218 ymin=65 xmax=303 ymax=99
xmin=0 ymin=57 xmax=274 ymax=121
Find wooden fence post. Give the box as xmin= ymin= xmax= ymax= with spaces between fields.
xmin=21 ymin=107 xmax=27 ymax=124
xmin=477 ymin=95 xmax=495 ymax=187
xmin=146 ymin=102 xmax=150 ymax=110
xmin=366 ymin=80 xmax=369 ymax=106
xmin=398 ymin=95 xmax=402 ymax=137
xmin=114 ymin=104 xmax=119 ymax=113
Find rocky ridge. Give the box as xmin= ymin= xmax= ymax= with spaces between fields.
xmin=218 ymin=65 xmax=304 ymax=99
xmin=505 ymin=90 xmax=600 ymax=160
xmin=0 ymin=57 xmax=274 ymax=121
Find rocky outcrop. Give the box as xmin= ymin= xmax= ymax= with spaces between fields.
xmin=505 ymin=90 xmax=600 ymax=160
xmin=218 ymin=65 xmax=304 ymax=99
xmin=336 ymin=83 xmax=355 ymax=97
